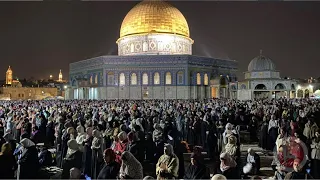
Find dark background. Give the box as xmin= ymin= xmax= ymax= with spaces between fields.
xmin=0 ymin=1 xmax=319 ymax=80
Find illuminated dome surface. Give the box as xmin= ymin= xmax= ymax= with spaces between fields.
xmin=119 ymin=0 xmax=190 ymax=38
xmin=117 ymin=0 xmax=193 ymax=56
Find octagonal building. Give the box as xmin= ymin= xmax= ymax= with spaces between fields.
xmin=66 ymin=0 xmax=237 ymax=100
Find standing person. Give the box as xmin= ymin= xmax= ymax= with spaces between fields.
xmin=17 ymin=138 xmax=40 ymax=179
xmin=97 ymin=149 xmax=120 ymax=179
xmin=61 ymin=139 xmax=83 ymax=179
xmin=91 ymin=130 xmax=103 ymax=179
xmin=310 ymin=130 xmax=320 ymax=179
xmin=0 ymin=143 xmax=16 ymax=179
xmin=119 ymin=151 xmax=144 ymax=179
xmin=259 ymin=117 xmax=268 ymax=151
xmin=113 ymin=131 xmax=128 ymax=164
xmin=156 ymin=144 xmax=179 ymax=180
xmin=268 ymin=115 xmax=279 ymax=150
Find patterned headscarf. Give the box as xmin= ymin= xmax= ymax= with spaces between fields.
xmin=119 ymin=151 xmax=143 ymax=179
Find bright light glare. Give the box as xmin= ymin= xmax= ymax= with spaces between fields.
xmin=297 ymin=85 xmax=301 ymax=89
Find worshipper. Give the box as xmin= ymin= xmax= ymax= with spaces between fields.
xmin=284 ymin=158 xmax=312 ymax=179
xmin=61 ymin=139 xmax=83 ymax=179
xmin=31 ymin=125 xmax=41 ymax=144
xmin=97 ymin=148 xmax=120 ymax=179
xmin=3 ymin=132 xmax=16 ymax=154
xmin=268 ymin=115 xmax=279 ymax=150
xmin=259 ymin=116 xmax=269 ymax=151
xmin=18 ymin=138 xmax=40 ymax=179
xmin=310 ymin=130 xmax=320 ymax=179
xmin=276 ymin=127 xmax=289 ymax=151
xmin=38 ymin=142 xmax=53 ymax=167
xmin=119 ymin=151 xmax=144 ymax=179
xmin=248 ymin=116 xmax=259 ymax=142
xmin=156 ymin=144 xmax=179 ymax=180
xmin=145 ymin=132 xmax=157 ymax=163
xmin=127 ymin=131 xmax=144 ymax=163
xmin=59 ymin=124 xmax=73 ymax=167
xmin=113 ymin=131 xmax=128 ymax=164
xmin=83 ymin=127 xmax=94 ymax=177
xmin=184 ymin=153 xmax=209 ymax=179
xmin=0 ymin=143 xmax=16 ymax=179
xmin=303 ymin=119 xmax=319 ymax=141
xmin=70 ymin=167 xmax=85 ymax=180
xmin=91 ymin=129 xmax=103 ymax=179
xmin=243 ymin=148 xmax=261 ymax=178
xmin=211 ymin=174 xmax=227 ymax=180
xmin=217 ymin=152 xmax=239 ymax=179
xmin=76 ymin=125 xmax=86 ymax=152
xmin=223 ymin=135 xmax=239 ymax=159
xmin=46 ymin=113 xmax=55 ymax=147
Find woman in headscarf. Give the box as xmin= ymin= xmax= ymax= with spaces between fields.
xmin=46 ymin=113 xmax=55 ymax=147
xmin=97 ymin=148 xmax=120 ymax=179
xmin=184 ymin=153 xmax=209 ymax=179
xmin=3 ymin=132 xmax=16 ymax=154
xmin=0 ymin=143 xmax=17 ymax=179
xmin=217 ymin=152 xmax=238 ymax=179
xmin=259 ymin=116 xmax=268 ymax=151
xmin=127 ymin=131 xmax=144 ymax=163
xmin=311 ymin=130 xmax=320 ymax=179
xmin=153 ymin=123 xmax=164 ymax=143
xmin=76 ymin=125 xmax=86 ymax=152
xmin=18 ymin=138 xmax=40 ymax=179
xmin=59 ymin=124 xmax=73 ymax=167
xmin=83 ymin=126 xmax=94 ymax=177
xmin=113 ymin=131 xmax=128 ymax=164
xmin=119 ymin=151 xmax=143 ymax=179
xmin=61 ymin=139 xmax=83 ymax=179
xmin=223 ymin=135 xmax=239 ymax=159
xmin=91 ymin=129 xmax=103 ymax=179
xmin=156 ymin=144 xmax=179 ymax=180
xmin=268 ymin=115 xmax=279 ymax=151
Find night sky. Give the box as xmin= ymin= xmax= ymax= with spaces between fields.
xmin=0 ymin=1 xmax=319 ymax=81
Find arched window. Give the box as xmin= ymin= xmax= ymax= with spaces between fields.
xmin=142 ymin=73 xmax=148 ymax=85
xmin=107 ymin=72 xmax=114 ymax=85
xmin=90 ymin=75 xmax=93 ymax=84
xmin=177 ymin=71 xmax=184 ymax=85
xmin=165 ymin=72 xmax=172 ymax=85
xmin=154 ymin=72 xmax=160 ymax=85
xmin=95 ymin=74 xmax=98 ymax=84
xmin=196 ymin=73 xmax=201 ymax=85
xmin=131 ymin=73 xmax=137 ymax=85
xmin=143 ymin=42 xmax=148 ymax=52
xmin=119 ymin=73 xmax=125 ymax=86
xmin=130 ymin=43 xmax=134 ymax=53
xmin=204 ymin=73 xmax=209 ymax=85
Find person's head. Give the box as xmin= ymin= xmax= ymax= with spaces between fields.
xmin=293 ymin=158 xmax=302 ymax=172
xmin=280 ymin=127 xmax=286 ymax=136
xmin=121 ymin=151 xmax=133 ymax=164
xmin=67 ymin=127 xmax=75 ymax=135
xmin=211 ymin=174 xmax=227 ymax=180
xmin=76 ymin=125 xmax=84 ymax=134
xmin=69 ymin=167 xmax=81 ymax=179
xmin=118 ymin=131 xmax=127 ymax=142
xmin=67 ymin=139 xmax=79 ymax=151
xmin=143 ymin=176 xmax=154 ymax=180
xmin=164 ymin=143 xmax=174 ymax=156
xmin=127 ymin=132 xmax=138 ymax=143
xmin=103 ymin=148 xmax=116 ymax=163
xmin=92 ymin=129 xmax=101 ymax=138
xmin=315 ymin=131 xmax=320 ymax=138
xmin=20 ymin=138 xmax=35 ymax=148
xmin=0 ymin=143 xmax=12 ymax=155
xmin=248 ymin=148 xmax=254 ymax=155
xmin=227 ymin=135 xmax=237 ymax=145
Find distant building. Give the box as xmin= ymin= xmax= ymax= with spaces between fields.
xmin=0 ymin=66 xmax=59 ymax=100
xmin=230 ymin=50 xmax=297 ymax=100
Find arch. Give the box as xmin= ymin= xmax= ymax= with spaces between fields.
xmin=305 ymin=89 xmax=310 ymax=98
xmin=72 ymin=79 xmax=77 ymax=86
xmin=154 ymin=72 xmax=160 ymax=85
xmin=131 ymin=73 xmax=137 ymax=85
xmin=90 ymin=75 xmax=93 ymax=84
xmin=196 ymin=73 xmax=201 ymax=85
xmin=297 ymin=89 xmax=303 ymax=98
xmin=240 ymin=84 xmax=247 ymax=90
xmin=291 ymin=84 xmax=295 ymax=90
xmin=165 ymin=72 xmax=172 ymax=85
xmin=230 ymin=84 xmax=237 ymax=90
xmin=220 ymin=76 xmax=228 ymax=85
xmin=107 ymin=72 xmax=115 ymax=85
xmin=255 ymin=84 xmax=267 ymax=90
xmin=119 ymin=73 xmax=125 ymax=86
xmin=143 ymin=42 xmax=148 ymax=52
xmin=275 ymin=83 xmax=286 ymax=90
xmin=130 ymin=43 xmax=134 ymax=53
xmin=142 ymin=73 xmax=148 ymax=85
xmin=95 ymin=74 xmax=98 ymax=84
xmin=177 ymin=71 xmax=184 ymax=85
xmin=204 ymin=73 xmax=209 ymax=85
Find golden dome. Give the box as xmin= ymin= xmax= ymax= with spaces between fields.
xmin=119 ymin=0 xmax=190 ymax=38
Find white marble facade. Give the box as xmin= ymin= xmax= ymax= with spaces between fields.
xmin=117 ymin=33 xmax=193 ymax=56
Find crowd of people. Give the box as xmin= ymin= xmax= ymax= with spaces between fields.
xmin=0 ymin=98 xmax=319 ymax=180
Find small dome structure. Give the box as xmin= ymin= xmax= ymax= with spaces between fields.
xmin=248 ymin=50 xmax=276 ymax=72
